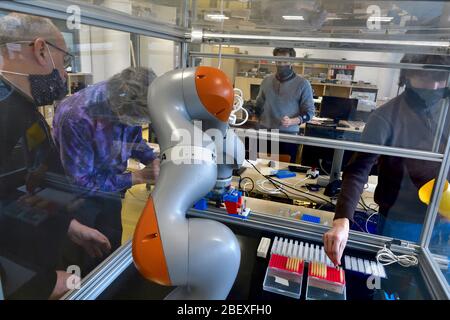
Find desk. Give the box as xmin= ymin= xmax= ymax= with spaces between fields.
xmin=233 ymin=159 xmax=377 ymax=220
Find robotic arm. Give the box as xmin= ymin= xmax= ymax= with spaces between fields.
xmin=132 ymin=67 xmax=243 ymax=299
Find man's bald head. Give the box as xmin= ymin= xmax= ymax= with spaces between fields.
xmin=0 ymin=12 xmax=61 ymax=45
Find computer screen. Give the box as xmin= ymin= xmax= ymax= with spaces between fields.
xmin=319 ymin=96 xmax=358 ymax=121
xmin=250 ymin=84 xmax=260 ymax=101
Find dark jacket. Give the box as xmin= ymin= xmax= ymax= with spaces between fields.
xmin=335 ymin=88 xmax=450 ymax=224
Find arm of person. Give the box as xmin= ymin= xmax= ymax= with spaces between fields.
xmin=57 ymin=117 xmax=133 ymax=194
xmin=129 ymin=126 xmax=157 ymax=165
xmin=298 ymin=80 xmax=315 ymax=123
xmin=324 ymin=111 xmax=392 ymax=266
xmin=254 ymin=80 xmax=266 ymax=118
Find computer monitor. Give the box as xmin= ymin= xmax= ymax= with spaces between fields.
xmin=250 ymin=84 xmax=260 ymax=101
xmin=319 ymin=96 xmax=358 ymax=122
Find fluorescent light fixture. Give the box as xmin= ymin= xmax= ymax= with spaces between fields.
xmin=326 ymin=17 xmax=344 ymax=20
xmin=282 ymin=15 xmax=304 ymax=21
xmin=206 ymin=14 xmax=229 ymax=20
xmin=367 ymin=16 xmax=394 ymax=22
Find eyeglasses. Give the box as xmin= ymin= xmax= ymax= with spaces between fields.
xmin=29 ymin=40 xmax=74 ymax=69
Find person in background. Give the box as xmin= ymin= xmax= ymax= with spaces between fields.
xmin=324 ymin=54 xmax=450 ymax=271
xmin=255 ymin=47 xmax=315 ymax=162
xmin=0 ymin=12 xmax=111 ymax=299
xmin=53 ymin=67 xmax=160 ymax=271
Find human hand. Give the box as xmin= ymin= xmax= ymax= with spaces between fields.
xmin=281 ymin=116 xmax=301 ymax=127
xmin=68 ymin=219 xmax=112 ymax=259
xmin=132 ymin=159 xmax=160 ymax=185
xmin=323 ymin=218 xmax=350 ymax=266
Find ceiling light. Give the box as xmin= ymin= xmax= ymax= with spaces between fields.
xmin=282 ymin=16 xmax=304 ymax=21
xmin=367 ymin=16 xmax=394 ymax=22
xmin=206 ymin=14 xmax=229 ymax=20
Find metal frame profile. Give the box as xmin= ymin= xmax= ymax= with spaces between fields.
xmin=0 ymin=0 xmax=186 ymax=42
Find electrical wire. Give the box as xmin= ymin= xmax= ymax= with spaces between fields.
xmin=365 ymin=211 xmax=378 ymax=233
xmin=245 ymin=160 xmax=334 ymax=205
xmin=376 ymin=245 xmax=419 ymax=267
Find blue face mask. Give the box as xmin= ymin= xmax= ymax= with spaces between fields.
xmin=0 ymin=43 xmax=68 ymax=106
xmin=406 ymin=82 xmax=449 ymax=108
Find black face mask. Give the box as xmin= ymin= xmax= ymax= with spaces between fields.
xmin=28 ymin=69 xmax=68 ymax=106
xmin=406 ymin=82 xmax=449 ymax=109
xmin=276 ymin=65 xmax=293 ymax=80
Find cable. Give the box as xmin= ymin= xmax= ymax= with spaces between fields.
xmin=244 ymin=160 xmax=291 ymax=199
xmin=318 ymin=159 xmax=330 ymax=176
xmin=365 ymin=212 xmax=378 ymax=233
xmin=376 ymin=245 xmax=418 ymax=267
xmin=244 ymin=159 xmax=338 ymax=205
xmin=238 ymin=176 xmax=254 ymax=193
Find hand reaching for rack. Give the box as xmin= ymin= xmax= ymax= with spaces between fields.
xmin=323 ymin=218 xmax=349 ymax=266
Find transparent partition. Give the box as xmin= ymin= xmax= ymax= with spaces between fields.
xmin=0 ymin=9 xmax=176 ymax=300
xmin=194 ymin=46 xmax=450 ymax=249
xmin=76 ymin=0 xmax=185 ymax=28
xmin=189 ymin=0 xmax=450 ymax=55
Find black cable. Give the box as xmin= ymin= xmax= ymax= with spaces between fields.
xmin=245 ymin=159 xmax=335 ymax=205
xmin=244 ymin=160 xmax=291 ymax=200
xmin=238 ymin=176 xmax=255 ymax=194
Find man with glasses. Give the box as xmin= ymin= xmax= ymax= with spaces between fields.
xmin=255 ymin=47 xmax=315 ymax=162
xmin=0 ymin=12 xmax=110 ymax=299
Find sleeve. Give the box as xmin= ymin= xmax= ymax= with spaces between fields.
xmin=130 ymin=127 xmax=157 ymax=165
xmin=334 ymin=112 xmax=391 ymax=220
xmin=298 ymin=80 xmax=315 ymax=123
xmin=254 ymin=80 xmax=266 ymax=118
xmin=57 ymin=117 xmax=132 ymax=193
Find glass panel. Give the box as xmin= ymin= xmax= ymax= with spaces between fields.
xmin=198 ymin=45 xmax=450 ymax=154
xmin=197 ymin=44 xmax=450 ymax=246
xmin=76 ymin=0 xmax=185 ymax=27
xmin=190 ymin=1 xmax=450 ymax=43
xmin=0 ymin=10 xmax=174 ymax=299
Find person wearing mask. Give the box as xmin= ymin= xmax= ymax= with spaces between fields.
xmin=0 ymin=13 xmax=111 ymax=299
xmin=255 ymin=47 xmax=315 ymax=162
xmin=53 ymin=67 xmax=160 ymax=270
xmin=323 ymin=54 xmax=450 ymax=269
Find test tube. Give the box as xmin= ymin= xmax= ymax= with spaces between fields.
xmin=314 ymin=245 xmax=320 ymax=263
xmin=282 ymin=238 xmax=288 ymax=257
xmin=276 ymin=237 xmax=284 ymax=255
xmin=309 ymin=243 xmax=314 ymax=262
xmin=288 ymin=239 xmax=294 ymax=257
xmin=320 ymin=246 xmax=326 ymax=264
xmin=293 ymin=241 xmax=298 ymax=259
xmin=303 ymin=242 xmax=309 ymax=261
xmin=271 ymin=237 xmax=278 ymax=254
xmin=298 ymin=242 xmax=304 ymax=259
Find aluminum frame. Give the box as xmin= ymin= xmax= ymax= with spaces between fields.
xmin=189 ymin=51 xmax=450 ymax=72
xmin=0 ymin=0 xmax=186 ymax=42
xmin=234 ymin=128 xmax=443 ymax=162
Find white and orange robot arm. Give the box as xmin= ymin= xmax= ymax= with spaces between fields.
xmin=132 ymin=67 xmax=243 ymax=299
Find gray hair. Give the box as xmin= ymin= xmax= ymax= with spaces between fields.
xmin=107 ymin=67 xmax=157 ymax=125
xmin=0 ymin=12 xmax=60 ymax=45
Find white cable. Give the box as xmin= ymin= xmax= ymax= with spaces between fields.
xmin=256 ymin=179 xmax=282 ymax=194
xmin=376 ymin=245 xmax=419 ymax=267
xmin=365 ymin=212 xmax=378 ymax=233
xmin=319 ymin=159 xmax=330 ymax=176
xmin=229 ymin=88 xmax=248 ymax=126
